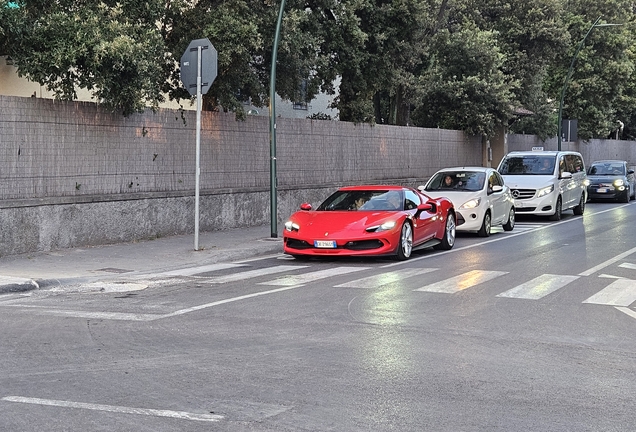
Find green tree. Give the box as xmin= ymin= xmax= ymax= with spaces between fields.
xmin=545 ymin=0 xmax=636 ymax=140
xmin=411 ymin=24 xmax=517 ymax=137
xmin=2 ymin=0 xmax=171 ymax=116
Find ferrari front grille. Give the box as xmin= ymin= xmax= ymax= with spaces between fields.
xmin=344 ymin=240 xmax=384 ymax=250
xmin=285 ymin=238 xmax=312 ymax=250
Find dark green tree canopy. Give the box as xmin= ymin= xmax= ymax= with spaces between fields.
xmin=3 ymin=0 xmax=636 ymax=139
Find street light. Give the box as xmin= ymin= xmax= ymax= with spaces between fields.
xmin=557 ymin=16 xmax=622 ymax=150
xmin=268 ymin=0 xmax=287 ymax=238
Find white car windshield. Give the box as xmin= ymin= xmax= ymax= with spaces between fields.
xmin=425 ymin=171 xmax=486 ymax=192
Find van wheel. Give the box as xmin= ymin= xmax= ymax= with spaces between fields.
xmin=573 ymin=193 xmax=585 ymax=215
xmin=477 ymin=211 xmax=491 ymax=237
xmin=502 ymin=207 xmax=515 ymax=231
xmin=549 ymin=197 xmax=562 ymax=221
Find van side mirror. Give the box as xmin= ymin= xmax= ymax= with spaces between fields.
xmin=560 ymin=171 xmax=573 ymax=180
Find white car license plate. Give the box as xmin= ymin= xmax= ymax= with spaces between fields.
xmin=596 ymin=188 xmax=608 ymax=193
xmin=314 ymin=240 xmax=337 ymax=248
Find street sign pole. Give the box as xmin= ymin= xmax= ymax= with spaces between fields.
xmin=194 ymin=46 xmax=202 ymax=251
xmin=180 ymin=38 xmax=217 ymax=251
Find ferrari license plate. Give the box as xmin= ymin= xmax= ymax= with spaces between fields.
xmin=314 ymin=240 xmax=337 ymax=248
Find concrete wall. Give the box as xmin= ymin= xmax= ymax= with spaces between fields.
xmin=0 ymin=95 xmax=482 ymax=256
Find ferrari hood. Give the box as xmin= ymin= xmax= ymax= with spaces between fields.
xmin=288 ymin=210 xmax=401 ymax=237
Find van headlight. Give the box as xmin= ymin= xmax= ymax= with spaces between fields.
xmin=460 ymin=198 xmax=481 ymax=209
xmin=537 ymin=185 xmax=554 ymax=197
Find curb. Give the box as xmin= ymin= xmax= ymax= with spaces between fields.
xmin=0 ymin=278 xmax=39 ymax=294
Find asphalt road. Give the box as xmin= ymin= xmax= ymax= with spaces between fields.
xmin=1 ymin=201 xmax=636 ymax=431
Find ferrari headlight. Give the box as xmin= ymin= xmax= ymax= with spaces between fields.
xmin=367 ymin=220 xmax=397 ymax=233
xmin=614 ymin=179 xmax=625 ymax=187
xmin=459 ymin=198 xmax=481 ymax=209
xmin=537 ymin=185 xmax=554 ymax=197
xmin=284 ymin=221 xmax=300 ymax=232
xmin=378 ymin=221 xmax=396 ymax=231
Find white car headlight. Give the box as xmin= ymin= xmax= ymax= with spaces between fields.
xmin=537 ymin=185 xmax=554 ymax=197
xmin=459 ymin=198 xmax=481 ymax=209
xmin=284 ymin=221 xmax=300 ymax=232
xmin=378 ymin=220 xmax=396 ymax=231
xmin=614 ymin=179 xmax=625 ymax=187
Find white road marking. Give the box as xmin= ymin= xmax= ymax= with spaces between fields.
xmin=497 ymin=274 xmax=579 ymax=300
xmin=334 ymin=268 xmax=438 ymax=288
xmin=205 ymin=265 xmax=308 ymax=284
xmin=1 ymin=396 xmax=223 ymax=422
xmin=578 ymin=246 xmax=636 ymax=276
xmin=583 ymin=279 xmax=636 ymax=306
xmin=259 ymin=267 xmax=369 ymax=287
xmin=0 ymin=305 xmax=160 ymax=321
xmin=0 ymin=276 xmax=38 ymax=288
xmin=155 ymin=263 xmax=246 ymax=277
xmin=599 ymin=274 xmax=625 ymax=279
xmin=619 ymin=262 xmax=636 ymax=270
xmin=160 ymin=285 xmax=305 ymax=318
xmin=615 ymin=307 xmax=636 ymax=320
xmin=414 ymin=270 xmax=507 ymax=293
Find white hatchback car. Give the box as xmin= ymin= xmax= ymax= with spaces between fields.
xmin=420 ymin=167 xmax=515 ymax=237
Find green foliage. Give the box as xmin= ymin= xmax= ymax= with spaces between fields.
xmin=411 ymin=25 xmax=517 ymax=137
xmin=4 ymin=0 xmax=171 ymax=116
xmin=3 ymin=0 xmax=636 ymax=140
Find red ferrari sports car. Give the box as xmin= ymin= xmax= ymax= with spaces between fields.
xmin=283 ymin=185 xmax=458 ymax=260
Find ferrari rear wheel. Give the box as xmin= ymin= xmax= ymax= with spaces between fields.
xmin=434 ymin=212 xmax=456 ymax=250
xmin=396 ymin=222 xmax=413 ymax=260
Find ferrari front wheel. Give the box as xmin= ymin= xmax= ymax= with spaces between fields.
xmin=434 ymin=212 xmax=456 ymax=250
xmin=396 ymin=222 xmax=413 ymax=260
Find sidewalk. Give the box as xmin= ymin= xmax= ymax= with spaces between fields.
xmin=0 ymin=225 xmax=284 ymax=294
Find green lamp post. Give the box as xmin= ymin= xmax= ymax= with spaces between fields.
xmin=557 ymin=17 xmax=622 ymax=150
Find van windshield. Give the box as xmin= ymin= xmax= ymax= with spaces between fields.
xmin=498 ymin=156 xmax=556 ymax=175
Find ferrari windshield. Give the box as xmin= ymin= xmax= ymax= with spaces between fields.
xmin=588 ymin=163 xmax=625 ymax=176
xmin=425 ymin=171 xmax=485 ymax=192
xmin=317 ymin=190 xmax=404 ymax=211
xmin=498 ymin=155 xmax=556 ymax=175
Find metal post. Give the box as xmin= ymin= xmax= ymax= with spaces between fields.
xmin=194 ymin=46 xmax=202 ymax=250
xmin=269 ymin=0 xmax=286 ymax=239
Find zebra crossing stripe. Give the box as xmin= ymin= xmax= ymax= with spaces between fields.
xmin=334 ymin=268 xmax=438 ymax=288
xmin=497 ymin=274 xmax=579 ymax=300
xmin=205 ymin=265 xmax=308 ymax=284
xmin=583 ymin=279 xmax=636 ymax=306
xmin=259 ymin=267 xmax=369 ymax=287
xmin=414 ymin=270 xmax=507 ymax=293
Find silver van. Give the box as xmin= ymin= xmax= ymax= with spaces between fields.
xmin=497 ymin=151 xmax=588 ymax=220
